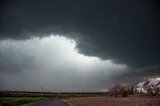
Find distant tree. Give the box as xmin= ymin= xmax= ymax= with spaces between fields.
xmin=108 ymin=84 xmax=130 ymax=97
xmin=154 ymin=87 xmax=160 ymax=95
xmin=147 ymin=84 xmax=156 ymax=96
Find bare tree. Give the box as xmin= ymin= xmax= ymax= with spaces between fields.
xmin=108 ymin=84 xmax=130 ymax=97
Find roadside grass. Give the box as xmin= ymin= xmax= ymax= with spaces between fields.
xmin=0 ymin=97 xmax=48 ymax=106
xmin=59 ymin=93 xmax=104 ymax=100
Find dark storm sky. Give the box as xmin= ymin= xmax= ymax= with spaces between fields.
xmin=0 ymin=0 xmax=160 ymax=91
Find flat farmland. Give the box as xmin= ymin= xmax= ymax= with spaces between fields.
xmin=67 ymin=96 xmax=160 ymax=106
xmin=0 ymin=97 xmax=46 ymax=106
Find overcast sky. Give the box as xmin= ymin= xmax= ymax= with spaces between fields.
xmin=0 ymin=0 xmax=160 ymax=92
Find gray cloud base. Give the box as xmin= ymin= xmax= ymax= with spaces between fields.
xmin=0 ymin=36 xmax=128 ymax=91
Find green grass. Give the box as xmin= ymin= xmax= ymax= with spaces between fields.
xmin=59 ymin=93 xmax=104 ymax=99
xmin=0 ymin=97 xmax=46 ymax=106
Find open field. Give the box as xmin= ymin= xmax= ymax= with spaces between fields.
xmin=0 ymin=91 xmax=104 ymax=105
xmin=1 ymin=91 xmax=160 ymax=106
xmin=67 ymin=96 xmax=160 ymax=106
xmin=0 ymin=97 xmax=47 ymax=106
xmin=59 ymin=92 xmax=104 ymax=99
xmin=0 ymin=91 xmax=56 ymax=97
xmin=0 ymin=91 xmax=104 ymax=99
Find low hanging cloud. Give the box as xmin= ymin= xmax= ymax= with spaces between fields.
xmin=0 ymin=35 xmax=127 ymax=91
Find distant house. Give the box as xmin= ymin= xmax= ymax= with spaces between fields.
xmin=133 ymin=79 xmax=160 ymax=94
xmin=154 ymin=80 xmax=160 ymax=94
xmin=133 ymin=81 xmax=148 ymax=93
xmin=156 ymin=81 xmax=160 ymax=87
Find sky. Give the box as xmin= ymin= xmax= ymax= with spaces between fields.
xmin=0 ymin=0 xmax=160 ymax=92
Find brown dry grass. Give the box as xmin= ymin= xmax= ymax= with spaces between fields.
xmin=67 ymin=96 xmax=160 ymax=106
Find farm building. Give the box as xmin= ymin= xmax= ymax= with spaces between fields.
xmin=133 ymin=79 xmax=160 ymax=94
xmin=133 ymin=81 xmax=148 ymax=93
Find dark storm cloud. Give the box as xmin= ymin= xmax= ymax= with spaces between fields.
xmin=0 ymin=0 xmax=160 ymax=68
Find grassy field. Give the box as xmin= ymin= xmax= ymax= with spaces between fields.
xmin=59 ymin=92 xmax=104 ymax=99
xmin=0 ymin=91 xmax=104 ymax=106
xmin=0 ymin=97 xmax=47 ymax=106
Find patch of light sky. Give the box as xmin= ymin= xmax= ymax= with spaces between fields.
xmin=0 ymin=34 xmax=128 ymax=91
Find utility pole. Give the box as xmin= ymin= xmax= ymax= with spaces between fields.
xmin=41 ymin=87 xmax=44 ymax=98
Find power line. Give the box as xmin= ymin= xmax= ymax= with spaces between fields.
xmin=0 ymin=52 xmax=43 ymax=89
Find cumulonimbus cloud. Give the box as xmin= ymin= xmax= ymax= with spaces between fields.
xmin=0 ymin=0 xmax=160 ymax=70
xmin=0 ymin=35 xmax=128 ymax=91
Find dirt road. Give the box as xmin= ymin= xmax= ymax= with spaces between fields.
xmin=30 ymin=98 xmax=69 ymax=106
xmin=68 ymin=96 xmax=160 ymax=106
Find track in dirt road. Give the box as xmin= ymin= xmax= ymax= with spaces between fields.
xmin=30 ymin=98 xmax=69 ymax=106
